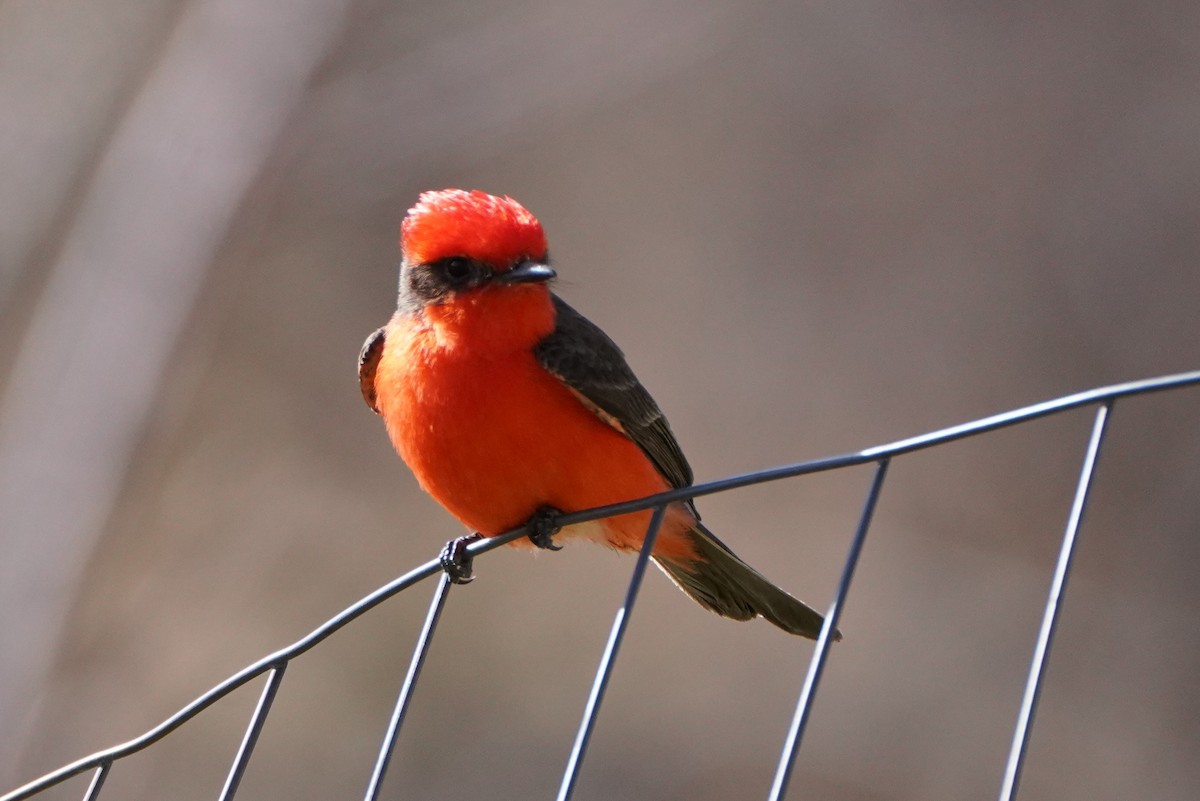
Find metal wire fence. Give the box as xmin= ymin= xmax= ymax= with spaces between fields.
xmin=4 ymin=370 xmax=1199 ymax=801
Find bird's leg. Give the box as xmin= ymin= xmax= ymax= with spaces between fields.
xmin=440 ymin=533 xmax=483 ymax=584
xmin=526 ymin=505 xmax=563 ymax=551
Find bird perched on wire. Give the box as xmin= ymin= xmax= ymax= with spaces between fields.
xmin=359 ymin=188 xmax=833 ymax=638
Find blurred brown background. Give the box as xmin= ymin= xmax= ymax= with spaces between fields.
xmin=2 ymin=1 xmax=1198 ymax=799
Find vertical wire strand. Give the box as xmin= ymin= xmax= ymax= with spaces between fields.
xmin=217 ymin=663 xmax=288 ymax=801
xmin=768 ymin=458 xmax=891 ymax=801
xmin=363 ymin=573 xmax=453 ymax=801
xmin=998 ymin=402 xmax=1113 ymax=801
xmin=556 ymin=504 xmax=668 ymax=801
xmin=79 ymin=763 xmax=109 ymax=801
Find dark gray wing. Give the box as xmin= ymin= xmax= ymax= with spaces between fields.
xmin=534 ymin=294 xmax=694 ymax=491
xmin=359 ymin=326 xmax=386 ymax=413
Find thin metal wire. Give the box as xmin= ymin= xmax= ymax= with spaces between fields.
xmin=997 ymin=402 xmax=1113 ymax=801
xmin=768 ymin=458 xmax=891 ymax=801
xmin=0 ymin=552 xmax=477 ymax=801
xmin=542 ymin=370 xmax=1200 ymax=527
xmin=218 ymin=663 xmax=288 ymax=801
xmin=364 ymin=573 xmax=454 ymax=801
xmin=556 ymin=505 xmax=668 ymax=801
xmin=3 ymin=370 xmax=1198 ymax=801
xmin=80 ymin=764 xmax=108 ymax=801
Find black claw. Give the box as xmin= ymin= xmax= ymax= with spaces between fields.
xmin=440 ymin=533 xmax=483 ymax=584
xmin=526 ymin=506 xmax=564 ymax=550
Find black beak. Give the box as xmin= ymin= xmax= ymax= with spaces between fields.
xmin=501 ymin=261 xmax=556 ymax=284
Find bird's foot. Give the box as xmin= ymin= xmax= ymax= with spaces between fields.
xmin=440 ymin=533 xmax=483 ymax=584
xmin=526 ymin=506 xmax=563 ymax=551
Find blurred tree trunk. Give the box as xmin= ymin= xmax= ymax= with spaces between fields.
xmin=0 ymin=0 xmax=353 ymax=779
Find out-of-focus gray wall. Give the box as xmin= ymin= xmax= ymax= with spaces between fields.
xmin=2 ymin=1 xmax=1198 ymax=799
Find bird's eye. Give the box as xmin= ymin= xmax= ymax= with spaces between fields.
xmin=440 ymin=257 xmax=475 ymax=284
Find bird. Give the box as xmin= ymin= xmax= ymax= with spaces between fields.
xmin=359 ymin=188 xmax=833 ymax=638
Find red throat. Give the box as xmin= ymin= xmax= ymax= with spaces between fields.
xmin=401 ymin=189 xmax=548 ymax=267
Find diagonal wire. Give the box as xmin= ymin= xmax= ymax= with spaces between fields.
xmin=768 ymin=458 xmax=891 ymax=801
xmin=542 ymin=371 xmax=1200 ymax=526
xmin=556 ymin=504 xmax=668 ymax=801
xmin=79 ymin=764 xmax=108 ymax=801
xmin=0 ymin=553 xmax=482 ymax=801
xmin=3 ymin=370 xmax=1198 ymax=801
xmin=997 ymin=401 xmax=1113 ymax=801
xmin=217 ymin=663 xmax=288 ymax=801
xmin=364 ymin=573 xmax=454 ymax=801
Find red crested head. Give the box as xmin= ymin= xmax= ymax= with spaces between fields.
xmin=400 ymin=189 xmax=548 ymax=268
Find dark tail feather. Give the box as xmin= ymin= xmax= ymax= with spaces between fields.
xmin=653 ymin=523 xmax=837 ymax=640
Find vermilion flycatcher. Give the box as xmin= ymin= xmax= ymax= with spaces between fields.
xmin=360 ymin=189 xmax=830 ymax=638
